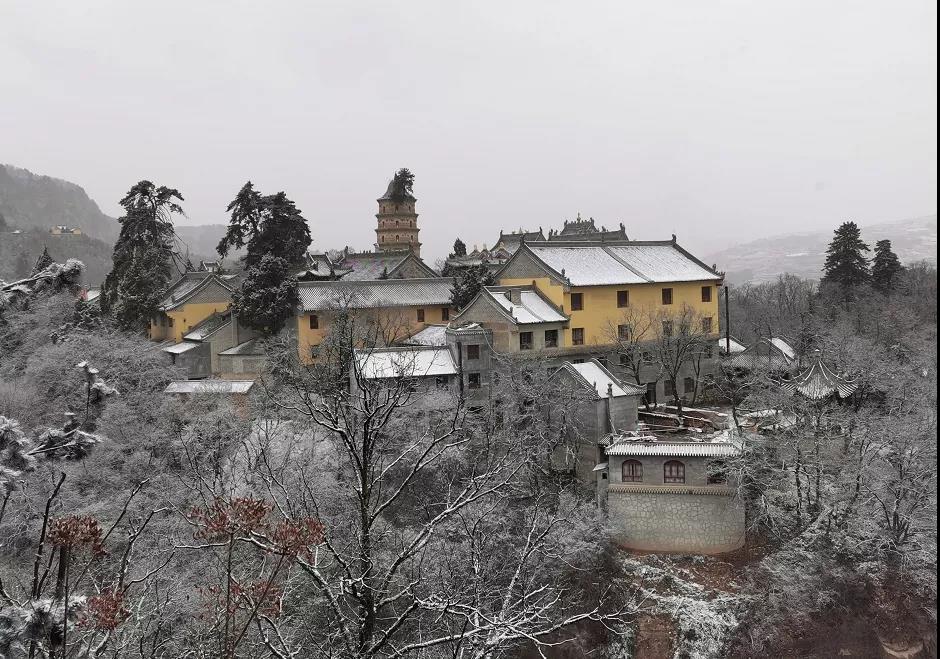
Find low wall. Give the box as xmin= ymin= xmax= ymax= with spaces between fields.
xmin=607 ymin=485 xmax=745 ymax=554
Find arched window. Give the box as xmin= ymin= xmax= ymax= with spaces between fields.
xmin=664 ymin=460 xmax=685 ymax=484
xmin=622 ymin=460 xmax=643 ymax=483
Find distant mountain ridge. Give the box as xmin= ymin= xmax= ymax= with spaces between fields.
xmin=706 ymin=215 xmax=937 ymax=284
xmin=0 ymin=164 xmax=230 ymax=283
xmin=0 ymin=164 xmax=120 ymax=241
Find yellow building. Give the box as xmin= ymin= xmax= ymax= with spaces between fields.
xmin=497 ymin=239 xmax=723 ymax=348
xmin=296 ymin=279 xmax=454 ymax=363
xmin=149 ymin=272 xmax=238 ymax=343
xmin=49 ymin=225 xmax=82 ymax=235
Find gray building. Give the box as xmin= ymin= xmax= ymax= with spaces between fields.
xmin=600 ymin=436 xmax=744 ymax=554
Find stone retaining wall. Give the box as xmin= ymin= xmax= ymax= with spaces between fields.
xmin=608 ymin=486 xmax=745 ymax=554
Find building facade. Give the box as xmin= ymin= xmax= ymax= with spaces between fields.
xmin=296 ymin=278 xmax=455 ymax=364
xmin=374 ymin=180 xmax=421 ymax=256
xmin=601 ymin=437 xmax=745 ymax=553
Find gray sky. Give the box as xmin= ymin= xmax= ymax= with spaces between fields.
xmin=1 ymin=1 xmax=936 ymax=262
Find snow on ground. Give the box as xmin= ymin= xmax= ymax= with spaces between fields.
xmin=619 ymin=553 xmax=750 ymax=659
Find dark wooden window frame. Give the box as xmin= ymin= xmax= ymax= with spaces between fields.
xmin=664 ymin=460 xmax=686 ymax=484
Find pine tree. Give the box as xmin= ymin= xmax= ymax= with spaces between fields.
xmin=219 ymin=182 xmax=311 ymax=334
xmin=451 ymin=264 xmax=496 ymax=310
xmin=101 ymin=181 xmax=183 ymax=329
xmin=389 ymin=168 xmax=415 ymax=203
xmin=32 ymin=246 xmax=54 ymax=274
xmin=452 ymin=238 xmax=467 ymax=257
xmin=217 ymin=183 xmax=311 ymax=268
xmin=230 ymin=255 xmax=299 ymax=334
xmin=821 ymin=221 xmax=870 ymax=289
xmin=871 ymin=239 xmax=905 ymax=293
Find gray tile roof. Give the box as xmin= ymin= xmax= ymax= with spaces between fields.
xmin=159 ymin=272 xmax=237 ymax=311
xmin=520 ymin=242 xmax=720 ymax=286
xmin=183 ymin=312 xmax=231 ymax=341
xmin=218 ymin=339 xmax=263 ymax=356
xmin=298 ymin=279 xmax=454 ymax=312
xmin=781 ymin=356 xmax=858 ymax=401
xmin=606 ymin=438 xmax=741 ymax=457
xmin=402 ymin=325 xmax=449 ymax=346
xmin=484 ymin=286 xmax=567 ymax=324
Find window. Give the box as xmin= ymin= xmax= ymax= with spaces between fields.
xmin=468 ymin=373 xmax=481 ymax=389
xmin=619 ymin=353 xmax=630 ymax=367
xmin=704 ymin=343 xmax=714 ymax=358
xmin=435 ymin=376 xmax=449 ymax=389
xmin=519 ymin=331 xmax=533 ymax=350
xmin=441 ymin=307 xmax=450 ymax=321
xmin=309 ymin=314 xmax=319 ymax=330
xmin=642 ymin=351 xmax=653 ymax=363
xmin=664 ymin=379 xmax=675 ymax=398
xmin=622 ymin=460 xmax=643 ymax=483
xmin=618 ymin=324 xmax=631 ymax=340
xmin=662 ymin=288 xmax=673 ymax=305
xmin=701 ymin=285 xmax=712 ymax=303
xmin=572 ymin=358 xmax=585 ymax=364
xmin=644 ymin=382 xmax=657 ymax=406
xmin=617 ymin=290 xmax=629 ymax=308
xmin=416 ymin=309 xmax=425 ymax=322
xmin=570 ymin=292 xmax=584 ymax=311
xmin=701 ymin=317 xmax=713 ymax=333
xmin=662 ymin=320 xmax=674 ymax=337
xmin=168 ymin=317 xmax=174 ymax=328
xmin=544 ymin=329 xmax=558 ymax=348
xmin=684 ymin=377 xmax=695 ymax=396
xmin=466 ymin=344 xmax=480 ymax=360
xmin=664 ymin=460 xmax=686 ymax=484
xmin=571 ymin=328 xmax=585 ymax=346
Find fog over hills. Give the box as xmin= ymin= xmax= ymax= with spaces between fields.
xmin=706 ymin=215 xmax=937 ymax=284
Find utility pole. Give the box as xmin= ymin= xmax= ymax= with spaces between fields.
xmin=724 ymin=284 xmax=731 ymax=354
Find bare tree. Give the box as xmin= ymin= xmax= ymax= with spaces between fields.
xmin=228 ymin=314 xmax=635 ymax=657
xmin=649 ymin=304 xmax=713 ymax=418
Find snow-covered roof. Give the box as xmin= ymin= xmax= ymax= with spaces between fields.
xmin=183 ymin=312 xmax=231 ymax=341
xmin=402 ymin=325 xmax=448 ymax=346
xmin=605 ymin=438 xmax=741 ymax=457
xmin=355 ymin=346 xmax=457 ymax=380
xmin=159 ymin=273 xmax=236 ymax=311
xmin=164 ymin=380 xmax=255 ymax=394
xmin=770 ymin=338 xmax=796 ymax=362
xmin=162 ymin=341 xmax=202 ymax=355
xmin=726 ymin=337 xmax=796 ymax=370
xmin=298 ymin=279 xmax=453 ymax=312
xmin=218 ymin=339 xmax=263 ymax=356
xmin=717 ymin=336 xmax=747 ymax=355
xmin=484 ymin=286 xmax=567 ymax=324
xmin=556 ymin=359 xmax=646 ymax=398
xmin=512 ymin=241 xmax=721 ymax=286
xmin=342 ymin=251 xmax=436 ymax=280
xmin=781 ymin=355 xmax=858 ymax=401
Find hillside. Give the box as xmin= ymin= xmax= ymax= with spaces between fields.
xmin=0 ymin=164 xmax=119 ymax=241
xmin=0 ymin=164 xmax=228 ymax=283
xmin=706 ymin=215 xmax=937 ymax=284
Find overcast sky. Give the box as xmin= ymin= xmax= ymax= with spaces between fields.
xmin=1 ymin=1 xmax=936 ymax=261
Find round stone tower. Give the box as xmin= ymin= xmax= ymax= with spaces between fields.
xmin=375 ymin=179 xmax=421 ymax=256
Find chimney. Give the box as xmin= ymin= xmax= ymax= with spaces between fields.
xmin=508 ymin=288 xmax=522 ymax=305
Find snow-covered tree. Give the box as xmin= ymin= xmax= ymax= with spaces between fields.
xmin=101 ymin=181 xmax=184 ymax=330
